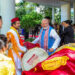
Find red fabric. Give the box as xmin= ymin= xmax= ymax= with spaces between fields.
xmin=20 ymin=38 xmax=24 ymax=46
xmin=21 ymin=53 xmax=24 ymax=58
xmin=11 ymin=17 xmax=20 ymax=23
xmin=29 ymin=35 xmax=39 ymax=38
xmin=20 ymin=35 xmax=25 ymax=46
xmin=24 ymin=42 xmax=40 ymax=50
xmin=21 ymin=42 xmax=40 ymax=58
xmin=20 ymin=36 xmax=25 ymax=46
xmin=22 ymin=48 xmax=75 ymax=75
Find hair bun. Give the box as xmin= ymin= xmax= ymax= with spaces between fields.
xmin=64 ymin=20 xmax=72 ymax=25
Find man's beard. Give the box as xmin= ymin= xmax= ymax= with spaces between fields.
xmin=43 ymin=26 xmax=49 ymax=29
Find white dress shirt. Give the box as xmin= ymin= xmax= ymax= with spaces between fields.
xmin=32 ymin=29 xmax=61 ymax=50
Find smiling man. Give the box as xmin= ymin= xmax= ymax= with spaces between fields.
xmin=7 ymin=17 xmax=27 ymax=75
xmin=32 ymin=19 xmax=61 ymax=55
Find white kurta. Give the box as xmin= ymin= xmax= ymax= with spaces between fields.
xmin=7 ymin=29 xmax=27 ymax=75
xmin=32 ymin=29 xmax=61 ymax=50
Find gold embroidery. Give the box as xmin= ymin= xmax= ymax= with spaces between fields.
xmin=42 ymin=56 xmax=69 ymax=70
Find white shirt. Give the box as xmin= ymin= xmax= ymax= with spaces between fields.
xmin=8 ymin=29 xmax=27 ymax=52
xmin=32 ymin=29 xmax=61 ymax=50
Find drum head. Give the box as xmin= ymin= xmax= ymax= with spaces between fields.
xmin=22 ymin=48 xmax=49 ymax=71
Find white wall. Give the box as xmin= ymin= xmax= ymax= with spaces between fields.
xmin=0 ymin=0 xmax=15 ymax=34
xmin=61 ymin=3 xmax=71 ymax=22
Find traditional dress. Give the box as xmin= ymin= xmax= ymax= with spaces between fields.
xmin=7 ymin=26 xmax=27 ymax=75
xmin=0 ymin=54 xmax=15 ymax=75
xmin=32 ymin=26 xmax=60 ymax=55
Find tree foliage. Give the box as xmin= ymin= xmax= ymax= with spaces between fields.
xmin=16 ymin=1 xmax=61 ymax=32
xmin=54 ymin=8 xmax=61 ymax=24
xmin=21 ymin=11 xmax=43 ymax=32
xmin=41 ymin=7 xmax=52 ymax=19
xmin=16 ymin=1 xmax=26 ymax=20
xmin=16 ymin=2 xmax=43 ymax=32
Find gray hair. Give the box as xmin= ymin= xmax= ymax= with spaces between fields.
xmin=41 ymin=18 xmax=49 ymax=23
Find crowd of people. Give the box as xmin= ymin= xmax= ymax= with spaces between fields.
xmin=0 ymin=15 xmax=75 ymax=75
xmin=29 ymin=17 xmax=75 ymax=46
xmin=52 ymin=20 xmax=74 ymax=46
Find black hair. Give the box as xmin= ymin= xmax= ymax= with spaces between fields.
xmin=0 ymin=34 xmax=7 ymax=49
xmin=11 ymin=22 xmax=16 ymax=26
xmin=73 ymin=24 xmax=75 ymax=26
xmin=64 ymin=20 xmax=73 ymax=25
xmin=0 ymin=16 xmax=2 ymax=19
xmin=45 ymin=16 xmax=51 ymax=20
